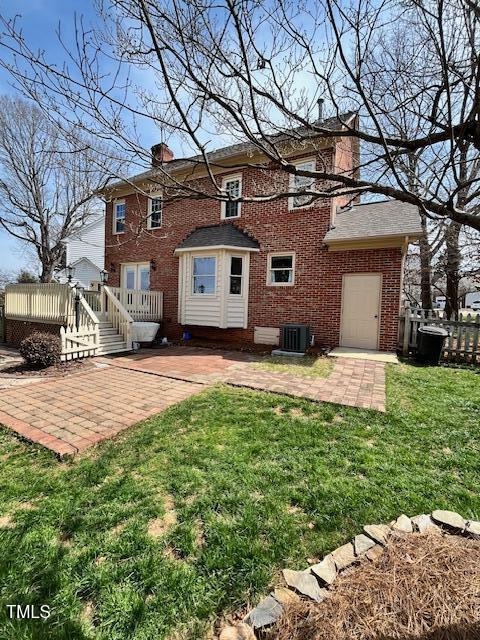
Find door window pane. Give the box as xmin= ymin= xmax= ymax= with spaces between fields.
xmin=126 ymin=269 xmax=135 ymax=289
xmin=140 ymin=267 xmax=150 ymax=290
xmin=193 ymin=257 xmax=216 ymax=294
xmin=230 ymin=256 xmax=243 ymax=294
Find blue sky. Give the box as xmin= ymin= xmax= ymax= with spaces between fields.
xmin=0 ymin=1 xmax=101 ymax=273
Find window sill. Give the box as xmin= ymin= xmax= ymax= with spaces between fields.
xmin=267 ymin=282 xmax=295 ymax=287
xmin=113 ymin=231 xmax=125 ymax=235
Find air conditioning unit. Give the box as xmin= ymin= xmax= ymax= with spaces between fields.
xmin=280 ymin=324 xmax=310 ymax=353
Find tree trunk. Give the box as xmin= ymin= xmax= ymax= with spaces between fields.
xmin=444 ymin=221 xmax=462 ymax=319
xmin=40 ymin=262 xmax=55 ymax=283
xmin=418 ymin=212 xmax=433 ymax=309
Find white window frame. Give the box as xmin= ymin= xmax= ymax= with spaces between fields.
xmin=113 ymin=200 xmax=126 ymax=234
xmin=228 ymin=254 xmax=244 ymax=296
xmin=192 ymin=254 xmax=217 ymax=296
xmin=221 ymin=174 xmax=242 ymax=219
xmin=267 ymin=252 xmax=296 ymax=287
xmin=288 ymin=158 xmax=316 ymax=210
xmin=147 ymin=193 xmax=163 ymax=229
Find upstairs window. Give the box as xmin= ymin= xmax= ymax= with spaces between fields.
xmin=229 ymin=256 xmax=243 ymax=295
xmin=289 ymin=159 xmax=316 ymax=209
xmin=193 ymin=256 xmax=216 ymax=294
xmin=268 ymin=253 xmax=295 ymax=286
xmin=148 ymin=196 xmax=162 ymax=229
xmin=221 ymin=175 xmax=242 ymax=219
xmin=113 ymin=201 xmax=125 ymax=234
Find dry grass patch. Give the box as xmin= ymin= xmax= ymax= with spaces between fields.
xmin=148 ymin=494 xmax=177 ymax=539
xmin=270 ymin=531 xmax=480 ymax=640
xmin=0 ymin=514 xmax=14 ymax=529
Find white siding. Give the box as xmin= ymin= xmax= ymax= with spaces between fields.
xmin=178 ymin=249 xmax=250 ymax=328
xmin=65 ymin=216 xmax=105 ymax=270
xmin=254 ymin=327 xmax=280 ymax=345
xmin=57 ymin=258 xmax=101 ymax=289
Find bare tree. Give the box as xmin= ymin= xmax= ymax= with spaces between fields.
xmin=0 ymin=0 xmax=479 ymax=232
xmin=0 ymin=96 xmax=120 ymax=281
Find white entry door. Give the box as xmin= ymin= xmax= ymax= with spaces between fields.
xmin=340 ymin=274 xmax=381 ymax=349
xmin=121 ymin=263 xmax=150 ymax=290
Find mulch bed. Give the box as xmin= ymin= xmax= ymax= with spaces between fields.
xmin=268 ymin=531 xmax=480 ymax=640
xmin=0 ymin=360 xmax=92 ymax=378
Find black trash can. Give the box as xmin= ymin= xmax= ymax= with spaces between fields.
xmin=416 ymin=325 xmax=448 ymax=364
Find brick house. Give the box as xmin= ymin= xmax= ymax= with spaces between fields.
xmin=102 ymin=115 xmax=422 ymax=352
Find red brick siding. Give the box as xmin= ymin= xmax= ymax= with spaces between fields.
xmin=105 ymin=148 xmax=403 ymax=351
xmin=6 ymin=319 xmax=61 ymax=347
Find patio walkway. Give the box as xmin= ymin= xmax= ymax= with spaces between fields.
xmin=0 ymin=347 xmax=386 ymax=458
xmin=0 ymin=366 xmax=202 ymax=457
xmin=101 ymin=346 xmax=386 ymax=411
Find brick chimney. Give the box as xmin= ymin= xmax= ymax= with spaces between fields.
xmin=151 ymin=143 xmax=174 ymax=166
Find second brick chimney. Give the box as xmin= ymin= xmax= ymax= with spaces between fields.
xmin=151 ymin=143 xmax=174 ymax=166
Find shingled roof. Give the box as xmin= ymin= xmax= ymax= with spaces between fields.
xmin=324 ymin=200 xmax=423 ymax=244
xmin=176 ymin=224 xmax=260 ymax=251
xmin=106 ymin=112 xmax=356 ymax=190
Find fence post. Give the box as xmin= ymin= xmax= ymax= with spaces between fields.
xmin=402 ymin=305 xmax=411 ymax=355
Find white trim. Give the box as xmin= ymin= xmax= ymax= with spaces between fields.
xmin=175 ymin=244 xmax=259 ymax=254
xmin=227 ymin=254 xmax=245 ymax=297
xmin=120 ymin=262 xmax=150 ymax=289
xmin=221 ymin=173 xmax=242 ymax=219
xmin=267 ymin=251 xmax=296 ymax=287
xmin=288 ymin=157 xmax=316 ymax=211
xmin=147 ymin=193 xmax=163 ymax=230
xmin=340 ymin=273 xmax=382 ymax=350
xmin=113 ymin=199 xmax=126 ymax=235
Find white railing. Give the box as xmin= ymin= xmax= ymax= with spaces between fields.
xmin=400 ymin=306 xmax=480 ymax=364
xmin=108 ymin=287 xmax=163 ymax=321
xmin=103 ymin=286 xmax=133 ymax=350
xmin=5 ymin=283 xmax=74 ymax=324
xmin=83 ymin=290 xmax=101 ymax=313
xmin=60 ymin=294 xmax=100 ymax=361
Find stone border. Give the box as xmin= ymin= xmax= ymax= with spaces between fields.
xmin=219 ymin=509 xmax=480 ymax=639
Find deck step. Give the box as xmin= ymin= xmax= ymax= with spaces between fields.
xmin=99 ymin=328 xmax=118 ymax=336
xmin=95 ymin=343 xmax=129 ymax=355
xmin=98 ymin=335 xmax=125 ymax=345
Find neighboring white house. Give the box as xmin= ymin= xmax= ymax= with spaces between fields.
xmin=56 ymin=215 xmax=105 ymax=289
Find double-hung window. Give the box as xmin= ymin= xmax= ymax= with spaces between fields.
xmin=229 ymin=256 xmax=243 ymax=295
xmin=221 ymin=175 xmax=242 ymax=219
xmin=268 ymin=253 xmax=295 ymax=286
xmin=193 ymin=256 xmax=216 ymax=294
xmin=289 ymin=159 xmax=316 ymax=209
xmin=113 ymin=201 xmax=125 ymax=234
xmin=148 ymin=195 xmax=162 ymax=229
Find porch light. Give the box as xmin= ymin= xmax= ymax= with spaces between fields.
xmin=150 ymin=258 xmax=157 ymax=271
xmin=100 ymin=269 xmax=109 ymax=284
xmin=66 ymin=264 xmax=74 ymax=283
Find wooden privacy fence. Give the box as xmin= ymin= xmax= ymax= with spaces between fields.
xmin=400 ymin=307 xmax=480 ymax=364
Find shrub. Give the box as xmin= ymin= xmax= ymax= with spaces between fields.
xmin=19 ymin=332 xmax=62 ymax=368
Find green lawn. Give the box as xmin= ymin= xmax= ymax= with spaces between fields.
xmin=252 ymin=355 xmax=333 ymax=377
xmin=0 ymin=363 xmax=479 ymax=639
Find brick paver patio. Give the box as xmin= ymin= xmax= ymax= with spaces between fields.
xmin=0 ymin=347 xmax=386 ymax=457
xmin=103 ymin=347 xmax=386 ymax=410
xmin=0 ymin=366 xmax=202 ymax=457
